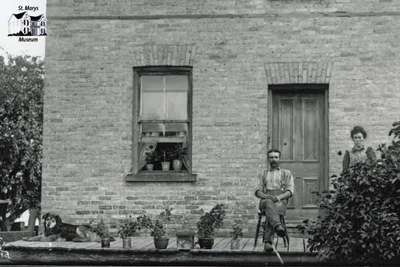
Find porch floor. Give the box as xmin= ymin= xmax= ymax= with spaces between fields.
xmin=6 ymin=236 xmax=307 ymax=252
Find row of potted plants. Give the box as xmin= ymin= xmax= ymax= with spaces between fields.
xmin=145 ymin=145 xmax=187 ymax=171
xmin=97 ymin=204 xmax=243 ymax=250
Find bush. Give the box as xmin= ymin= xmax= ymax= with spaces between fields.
xmin=0 ymin=56 xmax=43 ymax=231
xmin=305 ymin=121 xmax=400 ymax=263
xmin=197 ymin=204 xmax=225 ymax=239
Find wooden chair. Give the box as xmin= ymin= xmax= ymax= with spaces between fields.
xmin=254 ymin=210 xmax=289 ymax=251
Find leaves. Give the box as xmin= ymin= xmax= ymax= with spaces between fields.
xmin=137 ymin=208 xmax=173 ymax=239
xmin=304 ymin=121 xmax=400 ymax=264
xmin=118 ymin=216 xmax=140 ymax=238
xmin=0 ymin=56 xmax=43 ymax=230
xmin=197 ymin=204 xmax=225 ymax=238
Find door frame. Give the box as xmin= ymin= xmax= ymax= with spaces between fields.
xmin=267 ymin=84 xmax=329 ymax=193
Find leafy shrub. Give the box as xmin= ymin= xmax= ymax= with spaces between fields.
xmin=137 ymin=208 xmax=172 ymax=239
xmin=197 ymin=204 xmax=225 ymax=239
xmin=92 ymin=219 xmax=111 ymax=239
xmin=118 ymin=216 xmax=140 ymax=238
xmin=231 ymin=220 xmax=243 ymax=240
xmin=305 ymin=121 xmax=400 ymax=263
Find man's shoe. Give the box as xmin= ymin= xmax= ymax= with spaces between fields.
xmin=264 ymin=242 xmax=274 ymax=253
xmin=274 ymin=225 xmax=286 ymax=238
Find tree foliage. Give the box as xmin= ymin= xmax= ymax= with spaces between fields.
xmin=304 ymin=121 xmax=400 ymax=263
xmin=0 ymin=56 xmax=43 ymax=231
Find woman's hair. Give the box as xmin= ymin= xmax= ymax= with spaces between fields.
xmin=350 ymin=125 xmax=367 ymax=138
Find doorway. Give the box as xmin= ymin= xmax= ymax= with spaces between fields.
xmin=269 ymin=84 xmax=329 ymax=221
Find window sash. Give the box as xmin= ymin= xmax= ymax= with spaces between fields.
xmin=139 ymin=75 xmax=188 ymax=121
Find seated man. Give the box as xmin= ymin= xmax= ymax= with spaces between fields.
xmin=255 ymin=149 xmax=295 ymax=252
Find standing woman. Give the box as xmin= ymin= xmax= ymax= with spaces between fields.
xmin=342 ymin=126 xmax=376 ymax=173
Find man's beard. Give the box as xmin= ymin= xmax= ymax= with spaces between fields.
xmin=270 ymin=162 xmax=279 ymax=168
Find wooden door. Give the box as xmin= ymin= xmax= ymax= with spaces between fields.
xmin=271 ymin=90 xmax=327 ymax=221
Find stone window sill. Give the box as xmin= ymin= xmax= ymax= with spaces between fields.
xmin=126 ymin=171 xmax=197 ymax=182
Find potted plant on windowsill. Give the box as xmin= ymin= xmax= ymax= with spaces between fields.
xmin=161 ymin=151 xmax=170 ymax=171
xmin=118 ymin=216 xmax=140 ymax=248
xmin=145 ymin=150 xmax=158 ymax=171
xmin=196 ymin=204 xmax=225 ymax=249
xmin=138 ymin=208 xmax=172 ymax=249
xmin=230 ymin=220 xmax=243 ymax=250
xmin=172 ymin=145 xmax=187 ymax=171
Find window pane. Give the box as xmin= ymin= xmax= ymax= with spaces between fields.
xmin=140 ymin=75 xmax=188 ymax=120
xmin=166 ymin=75 xmax=188 ymax=92
xmin=142 ymin=92 xmax=164 ymax=120
xmin=166 ymin=92 xmax=187 ymax=120
xmin=141 ymin=75 xmax=164 ymax=120
xmin=166 ymin=76 xmax=188 ymax=120
xmin=142 ymin=75 xmax=163 ymax=92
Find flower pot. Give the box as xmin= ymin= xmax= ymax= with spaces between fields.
xmin=161 ymin=161 xmax=170 ymax=171
xmin=230 ymin=238 xmax=241 ymax=250
xmin=101 ymin=238 xmax=111 ymax=248
xmin=172 ymin=159 xmax=182 ymax=171
xmin=198 ymin=238 xmax=214 ymax=249
xmin=154 ymin=237 xmax=169 ymax=249
xmin=122 ymin=237 xmax=132 ymax=248
xmin=146 ymin=164 xmax=154 ymax=171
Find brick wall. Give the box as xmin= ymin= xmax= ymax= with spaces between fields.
xmin=43 ymin=0 xmax=400 ymax=236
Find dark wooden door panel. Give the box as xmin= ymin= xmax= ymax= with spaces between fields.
xmin=271 ymin=92 xmax=325 ymax=221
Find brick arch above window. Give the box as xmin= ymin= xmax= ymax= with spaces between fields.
xmin=264 ymin=61 xmax=334 ymax=84
xmin=134 ymin=44 xmax=197 ymax=66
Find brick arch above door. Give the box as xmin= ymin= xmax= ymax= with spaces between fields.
xmin=133 ymin=44 xmax=197 ymax=66
xmin=264 ymin=61 xmax=334 ymax=84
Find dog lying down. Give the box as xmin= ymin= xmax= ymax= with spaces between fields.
xmin=24 ymin=213 xmax=107 ymax=242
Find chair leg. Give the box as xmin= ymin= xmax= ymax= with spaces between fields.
xmin=254 ymin=214 xmax=262 ymax=248
xmin=285 ymin=233 xmax=290 ymax=252
xmin=279 ymin=215 xmax=290 ymax=252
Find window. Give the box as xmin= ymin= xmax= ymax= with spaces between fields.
xmin=127 ymin=66 xmax=196 ymax=182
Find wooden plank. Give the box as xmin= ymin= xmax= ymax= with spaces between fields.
xmin=240 ymin=237 xmax=252 ymax=251
xmin=219 ymin=238 xmax=232 ymax=251
xmin=211 ymin=237 xmax=225 ymax=250
xmin=84 ymin=242 xmax=101 ymax=249
xmin=138 ymin=238 xmax=153 ymax=250
xmin=212 ymin=238 xmax=230 ymax=251
xmin=131 ymin=237 xmax=151 ymax=249
xmin=303 ymin=97 xmax=319 ymax=161
xmin=279 ymin=97 xmax=294 ymax=160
